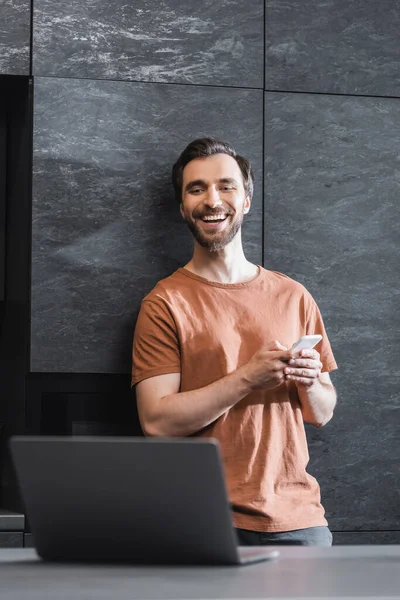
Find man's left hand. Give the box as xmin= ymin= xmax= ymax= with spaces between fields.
xmin=284 ymin=349 xmax=323 ymax=389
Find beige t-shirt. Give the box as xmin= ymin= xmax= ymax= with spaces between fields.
xmin=132 ymin=267 xmax=338 ymax=532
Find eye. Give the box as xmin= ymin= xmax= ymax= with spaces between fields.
xmin=190 ymin=188 xmax=203 ymax=195
xmin=221 ymin=186 xmax=234 ymax=192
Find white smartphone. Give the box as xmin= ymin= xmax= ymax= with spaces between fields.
xmin=290 ymin=334 xmax=322 ymax=352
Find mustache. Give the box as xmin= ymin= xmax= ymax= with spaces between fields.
xmin=192 ymin=208 xmax=234 ymax=219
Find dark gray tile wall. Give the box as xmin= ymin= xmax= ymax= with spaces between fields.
xmin=24 ymin=531 xmax=400 ymax=548
xmin=0 ymin=532 xmax=23 ymax=547
xmin=333 ymin=531 xmax=400 ymax=545
xmin=265 ymin=91 xmax=400 ymax=530
xmin=0 ymin=510 xmax=24 ymax=531
xmin=0 ymin=0 xmax=30 ymax=75
xmin=33 ymin=0 xmax=264 ymax=87
xmin=266 ymin=0 xmax=400 ymax=96
xmin=2 ymin=0 xmax=394 ymax=540
xmin=31 ymin=77 xmax=263 ymax=373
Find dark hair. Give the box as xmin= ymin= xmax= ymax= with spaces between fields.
xmin=171 ymin=137 xmax=254 ymax=203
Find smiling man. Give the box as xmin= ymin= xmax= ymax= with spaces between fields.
xmin=131 ymin=138 xmax=338 ymax=547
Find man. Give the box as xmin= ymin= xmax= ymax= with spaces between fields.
xmin=131 ymin=138 xmax=338 ymax=547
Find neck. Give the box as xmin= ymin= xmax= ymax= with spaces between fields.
xmin=184 ymin=233 xmax=259 ymax=284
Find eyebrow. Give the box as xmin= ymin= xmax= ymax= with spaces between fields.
xmin=184 ymin=178 xmax=238 ymax=192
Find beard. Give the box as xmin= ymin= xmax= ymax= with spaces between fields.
xmin=184 ymin=211 xmax=244 ymax=252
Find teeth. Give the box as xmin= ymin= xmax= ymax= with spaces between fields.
xmin=202 ymin=216 xmax=226 ymax=221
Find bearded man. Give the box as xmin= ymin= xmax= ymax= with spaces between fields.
xmin=131 ymin=138 xmax=337 ymax=547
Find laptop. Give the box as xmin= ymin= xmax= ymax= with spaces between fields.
xmin=10 ymin=436 xmax=279 ymax=566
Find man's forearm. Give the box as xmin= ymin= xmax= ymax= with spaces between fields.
xmin=145 ymin=368 xmax=254 ymax=437
xmin=141 ymin=345 xmax=294 ymax=437
xmin=297 ymin=380 xmax=337 ymax=427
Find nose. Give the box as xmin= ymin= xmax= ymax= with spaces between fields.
xmin=204 ymin=186 xmax=222 ymax=208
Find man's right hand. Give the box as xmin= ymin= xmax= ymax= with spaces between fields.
xmin=241 ymin=340 xmax=295 ymax=390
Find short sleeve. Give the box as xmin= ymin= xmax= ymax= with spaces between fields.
xmin=305 ymin=292 xmax=338 ymax=373
xmin=131 ymin=297 xmax=181 ymax=387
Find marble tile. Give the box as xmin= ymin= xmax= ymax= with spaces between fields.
xmin=33 ymin=0 xmax=263 ymax=87
xmin=333 ymin=531 xmax=400 ymax=545
xmin=0 ymin=0 xmax=30 ymax=75
xmin=31 ymin=77 xmax=263 ymax=373
xmin=0 ymin=532 xmax=23 ymax=547
xmin=0 ymin=510 xmax=24 ymax=531
xmin=24 ymin=529 xmax=400 ymax=549
xmin=266 ymin=0 xmax=400 ymax=95
xmin=265 ymin=92 xmax=400 ymax=530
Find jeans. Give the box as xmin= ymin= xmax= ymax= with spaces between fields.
xmin=235 ymin=526 xmax=333 ymax=547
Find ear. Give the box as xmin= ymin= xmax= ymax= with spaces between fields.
xmin=243 ymin=196 xmax=251 ymax=214
xmin=179 ymin=203 xmax=185 ymax=220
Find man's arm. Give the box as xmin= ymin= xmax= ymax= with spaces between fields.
xmin=136 ymin=370 xmax=251 ymax=437
xmin=284 ymin=349 xmax=337 ymax=427
xmin=136 ymin=343 xmax=296 ymax=437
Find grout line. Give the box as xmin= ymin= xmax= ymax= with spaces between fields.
xmin=27 ymin=77 xmax=35 ymax=380
xmin=261 ymin=92 xmax=265 ymax=269
xmin=261 ymin=0 xmax=266 ymax=268
xmin=32 ymin=74 xmax=400 ymax=102
xmin=263 ymin=87 xmax=400 ymax=101
xmin=34 ymin=73 xmax=264 ymax=92
xmin=263 ymin=0 xmax=266 ymax=91
xmin=29 ymin=0 xmax=34 ymax=76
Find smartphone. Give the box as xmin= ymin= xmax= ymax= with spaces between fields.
xmin=290 ymin=334 xmax=322 ymax=352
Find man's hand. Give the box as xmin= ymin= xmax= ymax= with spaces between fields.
xmin=241 ymin=341 xmax=295 ymax=391
xmin=284 ymin=349 xmax=323 ymax=389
